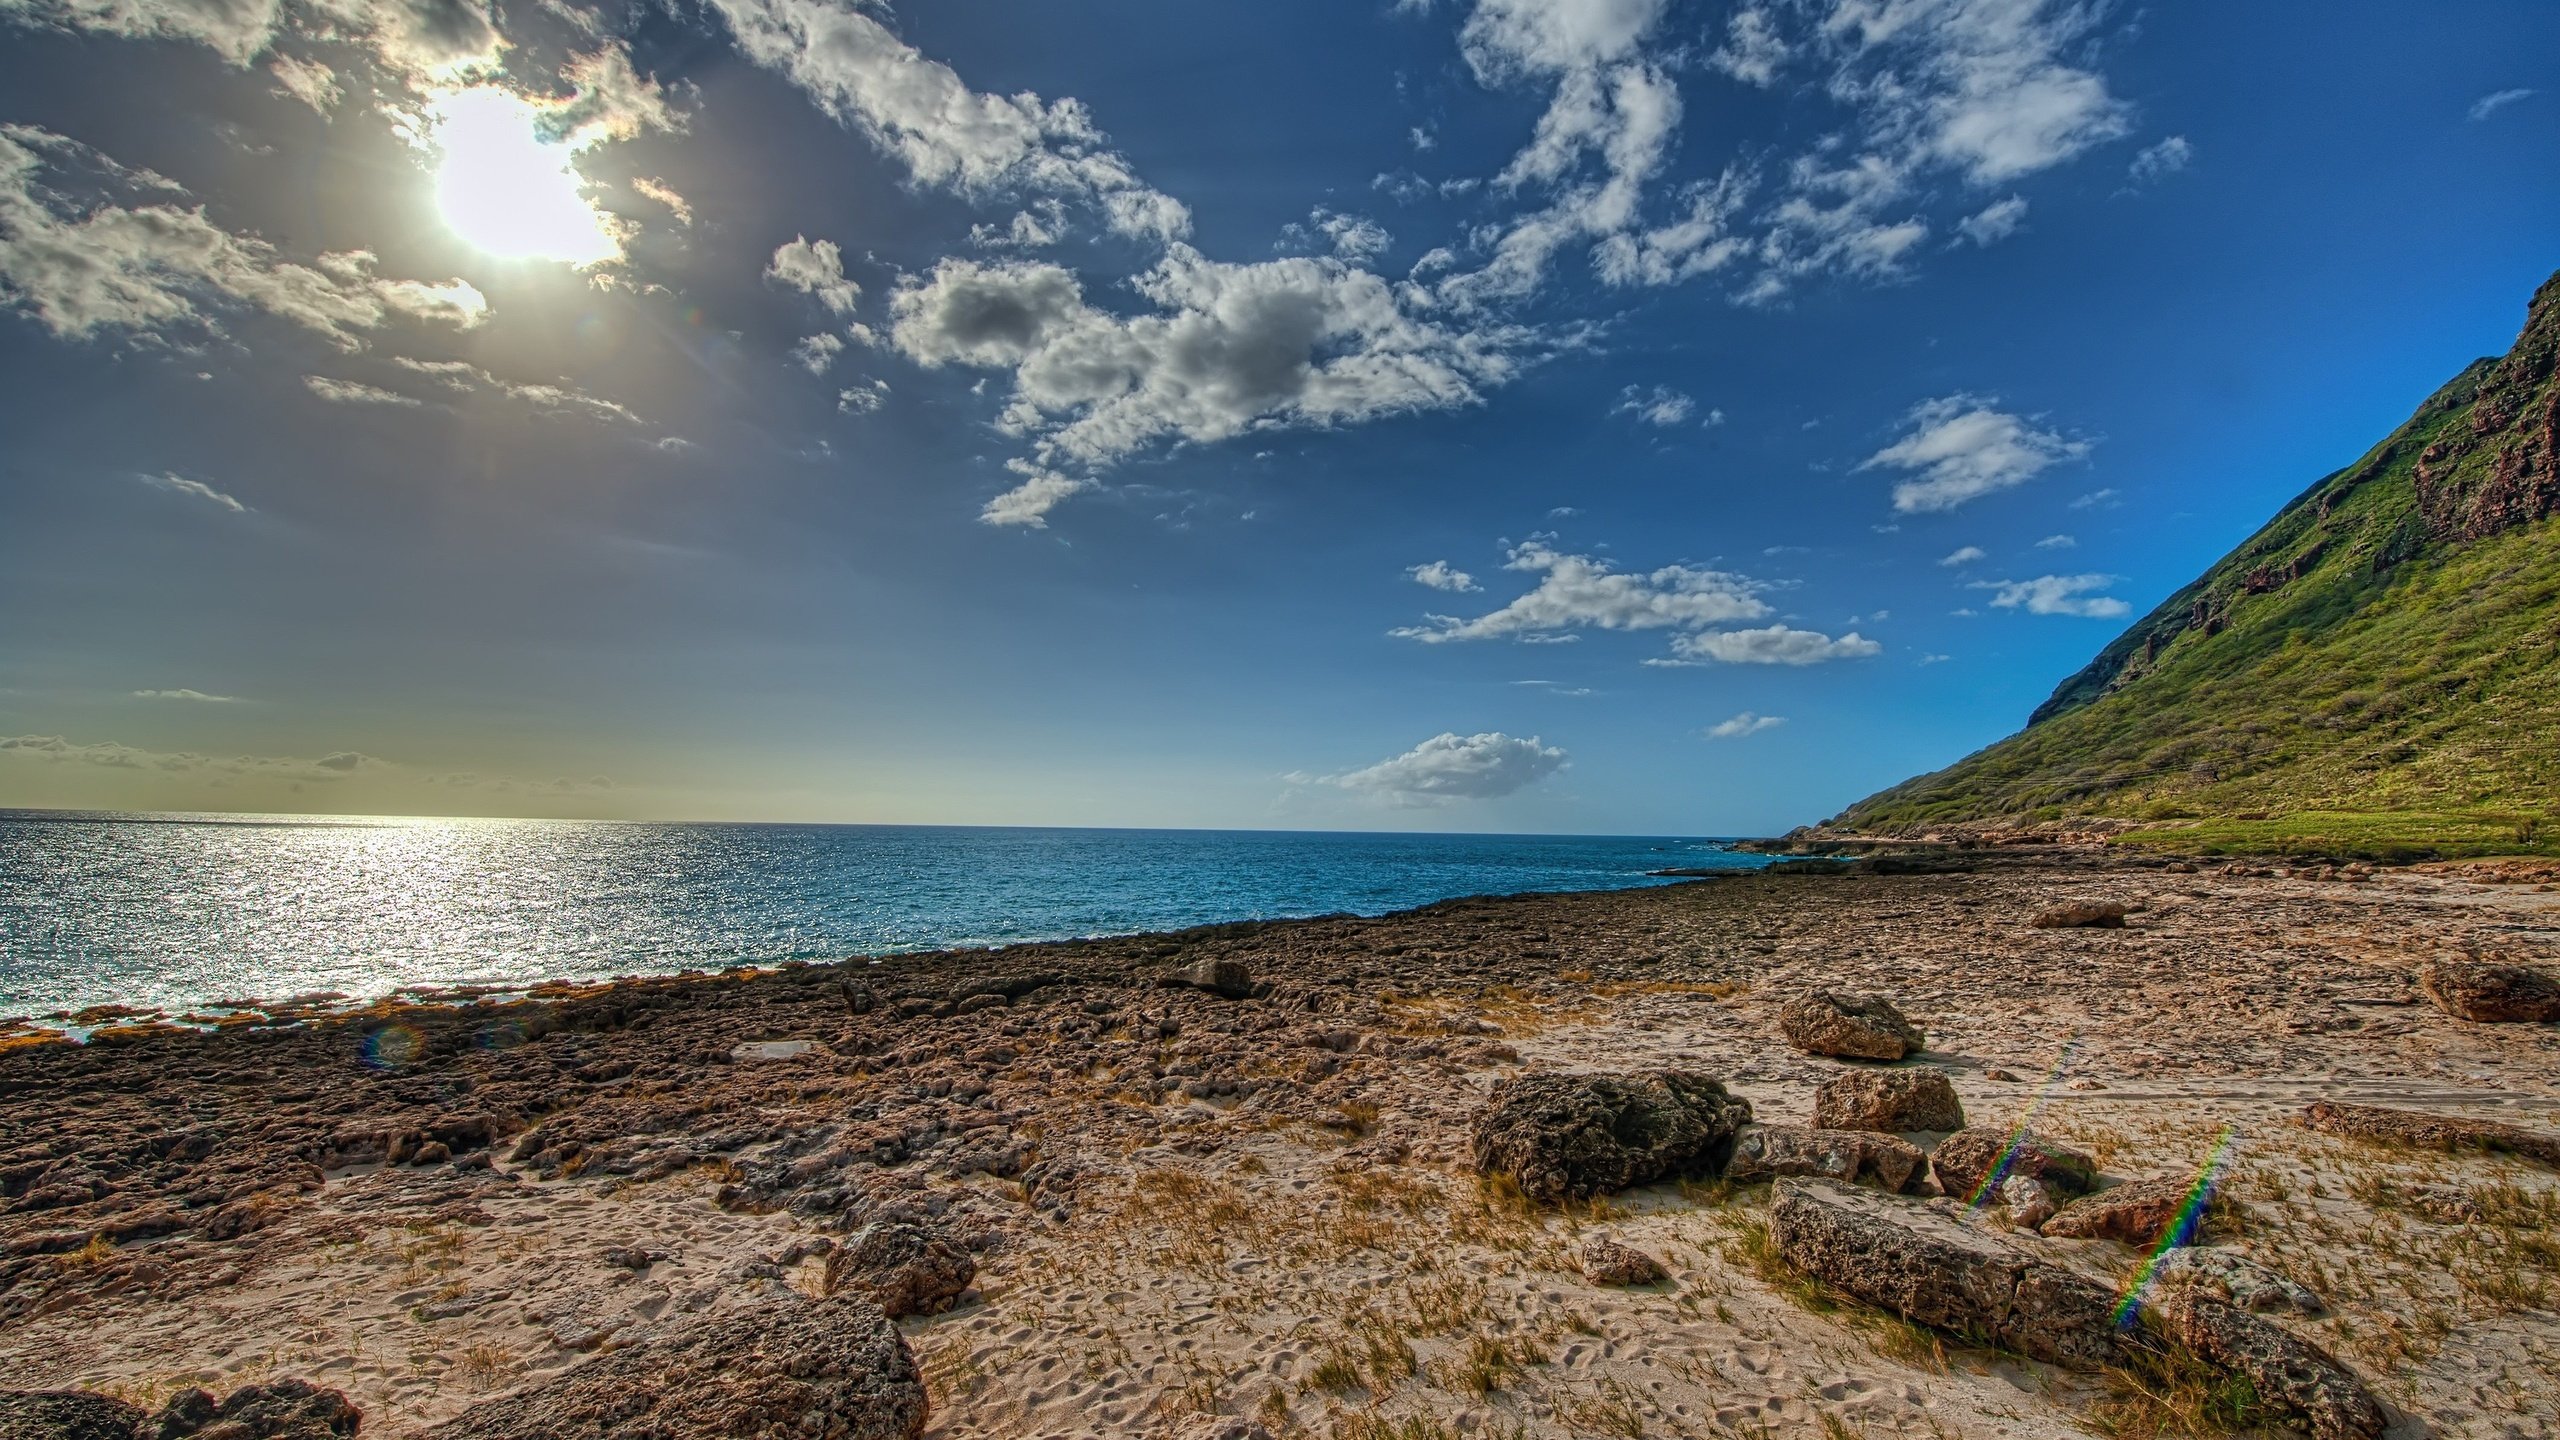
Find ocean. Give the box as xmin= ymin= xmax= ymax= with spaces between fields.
xmin=0 ymin=812 xmax=1769 ymax=1020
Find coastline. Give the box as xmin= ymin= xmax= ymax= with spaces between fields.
xmin=4 ymin=855 xmax=2556 ymax=1437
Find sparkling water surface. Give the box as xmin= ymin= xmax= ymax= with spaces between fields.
xmin=0 ymin=812 xmax=1768 ymax=1018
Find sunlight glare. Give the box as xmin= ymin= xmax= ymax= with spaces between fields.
xmin=426 ymin=88 xmax=621 ymax=265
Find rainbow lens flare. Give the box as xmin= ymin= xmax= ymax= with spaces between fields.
xmin=2111 ymin=1125 xmax=2239 ymax=1330
xmin=360 ymin=1023 xmax=423 ymax=1070
xmin=1965 ymin=1038 xmax=2082 ymax=1209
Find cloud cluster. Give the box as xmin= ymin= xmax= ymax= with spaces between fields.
xmin=1613 ymin=382 xmax=1692 ymax=426
xmin=1979 ymin=572 xmax=2127 ymax=618
xmin=1705 ymin=710 xmax=1783 ymax=738
xmin=1666 ymin=625 xmax=1880 ymax=665
xmin=0 ymin=0 xmax=501 ymax=79
xmin=1862 ymin=394 xmax=2088 ymax=513
xmin=1392 ymin=540 xmax=1766 ymax=643
xmin=1407 ymin=560 xmax=1481 ymax=592
xmin=388 ymin=357 xmax=643 ymax=423
xmin=0 ymin=126 xmax=489 ymax=347
xmin=768 ymin=235 xmax=859 ymax=314
xmin=1317 ymin=730 xmax=1566 ymax=806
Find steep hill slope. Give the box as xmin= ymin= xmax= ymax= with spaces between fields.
xmin=1835 ymin=270 xmax=2560 ymax=855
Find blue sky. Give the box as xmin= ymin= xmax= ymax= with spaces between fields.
xmin=0 ymin=0 xmax=2554 ymax=833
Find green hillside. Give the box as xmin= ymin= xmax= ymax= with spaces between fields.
xmin=1834 ymin=270 xmax=2560 ymax=857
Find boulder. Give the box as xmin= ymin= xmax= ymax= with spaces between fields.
xmin=824 ymin=1222 xmax=975 ymax=1319
xmin=2297 ymin=1100 xmax=2560 ymax=1168
xmin=1999 ymin=1175 xmax=2056 ymax=1229
xmin=152 ymin=1381 xmax=360 ymax=1439
xmin=1812 ymin=1068 xmax=1964 ymax=1133
xmin=2417 ymin=958 xmax=2560 ymax=1023
xmin=1928 ymin=1127 xmax=2096 ymax=1202
xmin=1579 ymin=1236 xmax=1668 ymax=1287
xmin=1726 ymin=1125 xmax=1925 ymax=1193
xmin=1764 ymin=1178 xmax=2122 ymax=1367
xmin=2030 ymin=901 xmax=2128 ymax=929
xmin=1470 ymin=1071 xmax=1752 ymax=1203
xmin=425 ymin=1293 xmax=927 ymax=1440
xmin=2150 ymin=1247 xmax=2325 ymax=1316
xmin=2145 ymin=1289 xmax=2385 ymax=1440
xmin=0 ymin=1391 xmax=148 ymax=1440
xmin=1175 ymin=959 xmax=1259 ymax=1000
xmin=2042 ymin=1177 xmax=2197 ymax=1245
xmin=1777 ymin=992 xmax=1924 ymax=1061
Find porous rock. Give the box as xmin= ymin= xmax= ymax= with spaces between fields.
xmin=1470 ymin=1071 xmax=1751 ymax=1203
xmin=2417 ymin=958 xmax=2560 ymax=1023
xmin=2151 ymin=1247 xmax=2325 ymax=1316
xmin=0 ymin=1390 xmax=148 ymax=1440
xmin=2146 ymin=1289 xmax=2385 ymax=1440
xmin=1777 ymin=992 xmax=1924 ymax=1061
xmin=2030 ymin=901 xmax=2129 ymax=929
xmin=2297 ymin=1100 xmax=2560 ymax=1168
xmin=424 ymin=1292 xmax=927 ymax=1440
xmin=1812 ymin=1068 xmax=1964 ymax=1133
xmin=824 ymin=1221 xmax=975 ymax=1319
xmin=1725 ymin=1125 xmax=1925 ymax=1193
xmin=1579 ymin=1236 xmax=1668 ymax=1287
xmin=2042 ymin=1176 xmax=2197 ymax=1245
xmin=1928 ymin=1126 xmax=2097 ymax=1201
xmin=152 ymin=1380 xmax=360 ymax=1439
xmin=1999 ymin=1175 xmax=2056 ymax=1229
xmin=1765 ymin=1178 xmax=2121 ymax=1367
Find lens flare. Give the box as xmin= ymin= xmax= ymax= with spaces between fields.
xmin=2112 ymin=1126 xmax=2240 ymax=1329
xmin=360 ymin=1023 xmax=423 ymax=1070
xmin=426 ymin=88 xmax=620 ymax=265
xmin=1965 ymin=1037 xmax=2081 ymax=1208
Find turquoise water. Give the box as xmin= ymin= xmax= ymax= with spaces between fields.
xmin=0 ymin=812 xmax=1767 ymax=1018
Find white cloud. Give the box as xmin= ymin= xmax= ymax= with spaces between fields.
xmin=390 ymin=357 xmax=642 ymax=423
xmin=1613 ymin=382 xmax=1692 ymax=426
xmin=1392 ymin=540 xmax=1767 ymax=644
xmin=133 ymin=688 xmax=241 ymax=702
xmin=1862 ymin=394 xmax=2089 ymax=513
xmin=1319 ymin=730 xmax=1566 ymax=807
xmin=2470 ymin=88 xmax=2536 ymax=122
xmin=1938 ymin=544 xmax=1986 ymax=566
xmin=1709 ymin=5 xmax=1788 ymax=86
xmin=1666 ymin=625 xmax=1880 ymax=665
xmin=707 ymin=0 xmax=1190 ymax=241
xmin=2068 ymin=486 xmax=2119 ymax=509
xmin=2126 ymin=135 xmax=2192 ymax=184
xmin=1306 ymin=208 xmax=1392 ymax=262
xmin=1408 ymin=560 xmax=1481 ymax=592
xmin=1705 ymin=710 xmax=1784 ymax=738
xmin=0 ymin=126 xmax=490 ymax=347
xmin=267 ymin=53 xmax=340 ymax=111
xmin=2034 ymin=532 xmax=2075 ymax=548
xmin=767 ymin=235 xmax=859 ymax=315
xmin=793 ymin=332 xmax=846 ymax=374
xmin=837 ymin=379 xmax=887 ymax=413
xmin=303 ymin=374 xmax=420 ymax=406
xmin=0 ymin=0 xmax=502 ymax=79
xmin=1980 ymin=572 xmax=2128 ymax=618
xmin=1457 ymin=0 xmax=1668 ymax=80
xmin=138 ymin=471 xmax=248 ymax=512
xmin=979 ymin=460 xmax=1090 ymax=528
xmin=1956 ymin=194 xmax=2027 ymax=246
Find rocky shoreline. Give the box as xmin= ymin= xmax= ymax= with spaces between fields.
xmin=3 ymin=856 xmax=2557 ymax=1438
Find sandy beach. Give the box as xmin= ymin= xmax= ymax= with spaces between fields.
xmin=4 ymin=853 xmax=2557 ymax=1438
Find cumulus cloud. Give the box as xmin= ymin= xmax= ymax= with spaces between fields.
xmin=0 ymin=126 xmax=490 ymax=347
xmin=979 ymin=460 xmax=1090 ymax=528
xmin=1391 ymin=540 xmax=1767 ymax=644
xmin=1665 ymin=625 xmax=1880 ymax=665
xmin=1956 ymin=194 xmax=2027 ymax=246
xmin=2035 ymin=532 xmax=2075 ymax=548
xmin=1408 ymin=560 xmax=1481 ymax=592
xmin=2469 ymin=88 xmax=2536 ymax=122
xmin=767 ymin=235 xmax=860 ymax=315
xmin=1862 ymin=394 xmax=2089 ymax=513
xmin=304 ymin=374 xmax=420 ymax=405
xmin=0 ymin=0 xmax=503 ymax=80
xmin=1318 ymin=730 xmax=1567 ymax=807
xmin=2126 ymin=134 xmax=2192 ymax=184
xmin=138 ymin=471 xmax=249 ymax=512
xmin=1980 ymin=572 xmax=2128 ymax=618
xmin=1939 ymin=544 xmax=1986 ymax=566
xmin=1705 ymin=710 xmax=1784 ymax=738
xmin=1613 ymin=382 xmax=1692 ymax=426
xmin=133 ymin=687 xmax=241 ymax=702
xmin=707 ymin=0 xmax=1189 ymax=242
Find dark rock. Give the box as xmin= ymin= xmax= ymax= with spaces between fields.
xmin=2043 ymin=1177 xmax=2197 ymax=1245
xmin=2030 ymin=901 xmax=2128 ymax=929
xmin=1725 ymin=1125 xmax=1925 ymax=1193
xmin=153 ymin=1380 xmax=359 ymax=1439
xmin=1174 ymin=959 xmax=1259 ymax=1000
xmin=823 ymin=1222 xmax=975 ymax=1319
xmin=1470 ymin=1070 xmax=1752 ymax=1203
xmin=0 ymin=1390 xmax=147 ymax=1440
xmin=1777 ymin=992 xmax=1924 ymax=1061
xmin=2417 ymin=958 xmax=2560 ymax=1022
xmin=1765 ymin=1178 xmax=2122 ymax=1367
xmin=1579 ymin=1236 xmax=1667 ymax=1286
xmin=2146 ymin=1289 xmax=2385 ymax=1440
xmin=1929 ymin=1126 xmax=2096 ymax=1201
xmin=425 ymin=1292 xmax=927 ymax=1440
xmin=2297 ymin=1099 xmax=2560 ymax=1168
xmin=1812 ymin=1068 xmax=1964 ymax=1133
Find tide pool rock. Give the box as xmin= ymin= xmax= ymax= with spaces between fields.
xmin=1778 ymin=992 xmax=1924 ymax=1061
xmin=1726 ymin=1125 xmax=1925 ymax=1193
xmin=1812 ymin=1068 xmax=1964 ymax=1133
xmin=1928 ymin=1126 xmax=2096 ymax=1202
xmin=1470 ymin=1071 xmax=1751 ymax=1203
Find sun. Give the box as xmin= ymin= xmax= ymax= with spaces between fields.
xmin=425 ymin=88 xmax=620 ymax=265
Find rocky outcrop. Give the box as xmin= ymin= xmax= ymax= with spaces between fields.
xmin=1579 ymin=1236 xmax=1667 ymax=1287
xmin=1928 ymin=1127 xmax=2096 ymax=1202
xmin=2042 ymin=1176 xmax=2196 ymax=1245
xmin=1726 ymin=1126 xmax=1925 ymax=1193
xmin=0 ymin=1391 xmax=147 ymax=1440
xmin=2029 ymin=901 xmax=2128 ymax=929
xmin=2417 ymin=957 xmax=2560 ymax=1022
xmin=1765 ymin=1178 xmax=2121 ymax=1367
xmin=1811 ymin=1068 xmax=1963 ymax=1133
xmin=1470 ymin=1071 xmax=1751 ymax=1203
xmin=823 ymin=1222 xmax=974 ymax=1319
xmin=425 ymin=1293 xmax=927 ymax=1440
xmin=1776 ymin=992 xmax=1924 ymax=1061
xmin=2297 ymin=1100 xmax=2560 ymax=1168
xmin=2146 ymin=1289 xmax=2386 ymax=1440
xmin=0 ymin=1383 xmax=359 ymax=1440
